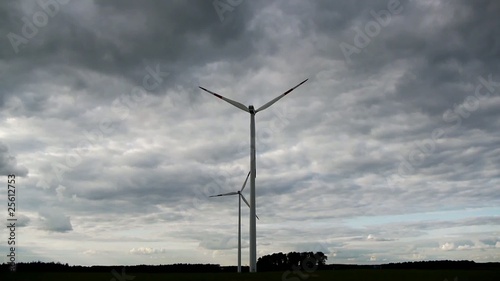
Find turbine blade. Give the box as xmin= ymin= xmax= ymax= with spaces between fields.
xmin=199 ymin=87 xmax=249 ymax=113
xmin=255 ymin=79 xmax=308 ymax=113
xmin=240 ymin=171 xmax=251 ymax=192
xmin=209 ymin=191 xmax=239 ymax=197
xmin=240 ymin=194 xmax=251 ymax=208
xmin=240 ymin=194 xmax=259 ymax=220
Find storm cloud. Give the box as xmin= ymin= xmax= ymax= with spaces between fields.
xmin=0 ymin=0 xmax=499 ymax=266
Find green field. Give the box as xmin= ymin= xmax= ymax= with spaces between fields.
xmin=1 ymin=269 xmax=499 ymax=281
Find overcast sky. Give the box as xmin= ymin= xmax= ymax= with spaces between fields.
xmin=1 ymin=0 xmax=500 ymax=267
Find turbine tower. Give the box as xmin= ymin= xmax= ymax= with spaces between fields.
xmin=200 ymin=78 xmax=308 ymax=272
xmin=209 ymin=171 xmax=259 ymax=273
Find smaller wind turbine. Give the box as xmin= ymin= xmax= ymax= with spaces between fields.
xmin=210 ymin=171 xmax=259 ymax=273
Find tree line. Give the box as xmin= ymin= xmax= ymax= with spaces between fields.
xmin=0 ymin=261 xmax=221 ymax=273
xmin=257 ymin=251 xmax=327 ymax=272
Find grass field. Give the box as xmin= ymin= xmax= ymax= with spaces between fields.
xmin=1 ymin=269 xmax=499 ymax=281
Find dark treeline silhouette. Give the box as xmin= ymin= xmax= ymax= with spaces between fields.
xmin=1 ymin=259 xmax=499 ymax=273
xmin=383 ymin=260 xmax=499 ymax=270
xmin=322 ymin=260 xmax=500 ymax=270
xmin=0 ymin=261 xmax=221 ymax=273
xmin=257 ymin=251 xmax=327 ymax=272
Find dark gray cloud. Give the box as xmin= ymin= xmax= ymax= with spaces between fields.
xmin=14 ymin=213 xmax=31 ymax=227
xmin=38 ymin=208 xmax=73 ymax=232
xmin=0 ymin=142 xmax=28 ymax=176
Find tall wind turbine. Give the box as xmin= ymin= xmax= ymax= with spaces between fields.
xmin=199 ymin=78 xmax=308 ymax=272
xmin=210 ymin=171 xmax=259 ymax=273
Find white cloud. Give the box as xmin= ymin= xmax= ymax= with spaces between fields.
xmin=366 ymin=234 xmax=394 ymax=242
xmin=83 ymin=249 xmax=97 ymax=255
xmin=129 ymin=247 xmax=167 ymax=255
xmin=56 ymin=185 xmax=66 ymax=201
xmin=457 ymin=244 xmax=473 ymax=250
xmin=440 ymin=242 xmax=455 ymax=251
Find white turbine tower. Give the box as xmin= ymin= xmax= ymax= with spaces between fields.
xmin=199 ymin=78 xmax=308 ymax=272
xmin=209 ymin=171 xmax=259 ymax=273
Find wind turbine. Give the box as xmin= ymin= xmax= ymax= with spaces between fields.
xmin=209 ymin=171 xmax=259 ymax=273
xmin=199 ymin=78 xmax=308 ymax=272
